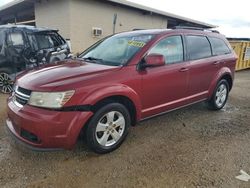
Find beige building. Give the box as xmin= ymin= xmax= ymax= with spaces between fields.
xmin=0 ymin=0 xmax=215 ymax=53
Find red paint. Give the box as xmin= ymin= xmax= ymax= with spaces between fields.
xmin=6 ymin=29 xmax=237 ymax=150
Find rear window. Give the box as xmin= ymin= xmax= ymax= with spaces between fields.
xmin=186 ymin=35 xmax=212 ymax=60
xmin=209 ymin=37 xmax=231 ymax=55
xmin=28 ymin=32 xmax=65 ymax=50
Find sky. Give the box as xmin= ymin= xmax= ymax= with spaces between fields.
xmin=0 ymin=0 xmax=250 ymax=38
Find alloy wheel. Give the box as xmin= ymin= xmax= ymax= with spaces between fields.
xmin=0 ymin=72 xmax=13 ymax=94
xmin=95 ymin=111 xmax=125 ymax=147
xmin=215 ymin=83 xmax=227 ymax=108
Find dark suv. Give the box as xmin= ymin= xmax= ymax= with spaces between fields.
xmin=0 ymin=25 xmax=70 ymax=93
xmin=6 ymin=27 xmax=237 ymax=153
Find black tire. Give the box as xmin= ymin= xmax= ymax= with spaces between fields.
xmin=86 ymin=103 xmax=131 ymax=154
xmin=0 ymin=68 xmax=14 ymax=94
xmin=208 ymin=79 xmax=229 ymax=110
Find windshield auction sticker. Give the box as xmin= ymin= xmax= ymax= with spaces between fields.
xmin=128 ymin=40 xmax=146 ymax=48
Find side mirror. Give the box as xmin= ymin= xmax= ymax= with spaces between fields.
xmin=144 ymin=53 xmax=165 ymax=68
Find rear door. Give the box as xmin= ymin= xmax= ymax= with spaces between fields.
xmin=209 ymin=36 xmax=234 ymax=71
xmin=185 ymin=35 xmax=220 ymax=100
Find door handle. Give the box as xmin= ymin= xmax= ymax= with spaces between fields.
xmin=213 ymin=61 xmax=222 ymax=65
xmin=179 ymin=67 xmax=189 ymax=72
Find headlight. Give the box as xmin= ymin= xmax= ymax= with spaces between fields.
xmin=28 ymin=90 xmax=75 ymax=109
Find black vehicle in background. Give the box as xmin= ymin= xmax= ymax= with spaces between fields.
xmin=0 ymin=25 xmax=70 ymax=93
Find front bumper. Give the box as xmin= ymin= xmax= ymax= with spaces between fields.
xmin=6 ymin=99 xmax=93 ymax=150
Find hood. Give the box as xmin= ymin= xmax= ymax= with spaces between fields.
xmin=17 ymin=59 xmax=121 ymax=91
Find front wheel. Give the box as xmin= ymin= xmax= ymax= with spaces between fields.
xmin=86 ymin=103 xmax=131 ymax=154
xmin=208 ymin=79 xmax=229 ymax=110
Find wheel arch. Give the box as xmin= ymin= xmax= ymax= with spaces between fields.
xmin=91 ymin=95 xmax=138 ymax=126
xmin=81 ymin=85 xmax=142 ymax=123
xmin=220 ymin=74 xmax=233 ymax=91
xmin=78 ymin=94 xmax=139 ymax=148
xmin=208 ymin=68 xmax=233 ymax=99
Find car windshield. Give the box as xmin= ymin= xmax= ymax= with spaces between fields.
xmin=28 ymin=32 xmax=65 ymax=51
xmin=79 ymin=34 xmax=155 ymax=66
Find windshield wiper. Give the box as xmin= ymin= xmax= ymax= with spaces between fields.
xmin=82 ymin=56 xmax=103 ymax=63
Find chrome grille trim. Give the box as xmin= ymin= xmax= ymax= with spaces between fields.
xmin=13 ymin=86 xmax=31 ymax=107
xmin=15 ymin=89 xmax=30 ymax=99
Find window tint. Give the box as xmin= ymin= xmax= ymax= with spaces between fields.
xmin=186 ymin=35 xmax=212 ymax=60
xmin=35 ymin=34 xmax=54 ymax=49
xmin=28 ymin=32 xmax=66 ymax=50
xmin=209 ymin=37 xmax=231 ymax=55
xmin=50 ymin=32 xmax=65 ymax=47
xmin=149 ymin=36 xmax=184 ymax=64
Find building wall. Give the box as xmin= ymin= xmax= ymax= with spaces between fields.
xmin=35 ymin=0 xmax=168 ymax=53
xmin=34 ymin=0 xmax=71 ymax=39
xmin=69 ymin=0 xmax=167 ymax=53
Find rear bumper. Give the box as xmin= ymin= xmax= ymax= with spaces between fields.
xmin=6 ymin=99 xmax=93 ymax=150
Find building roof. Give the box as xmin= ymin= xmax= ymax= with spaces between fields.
xmin=0 ymin=0 xmax=216 ymax=28
xmin=0 ymin=0 xmax=22 ymax=11
xmin=106 ymin=0 xmax=216 ymax=28
xmin=0 ymin=0 xmax=34 ymax=25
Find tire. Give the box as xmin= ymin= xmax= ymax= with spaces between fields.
xmin=208 ymin=79 xmax=229 ymax=110
xmin=86 ymin=103 xmax=131 ymax=154
xmin=0 ymin=68 xmax=14 ymax=94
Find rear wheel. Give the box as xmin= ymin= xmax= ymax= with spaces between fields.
xmin=86 ymin=103 xmax=131 ymax=154
xmin=208 ymin=79 xmax=229 ymax=110
xmin=0 ymin=69 xmax=14 ymax=94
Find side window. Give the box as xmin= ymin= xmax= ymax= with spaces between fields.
xmin=49 ymin=33 xmax=65 ymax=47
xmin=209 ymin=37 xmax=231 ymax=55
xmin=7 ymin=32 xmax=24 ymax=46
xmin=149 ymin=36 xmax=184 ymax=64
xmin=186 ymin=35 xmax=212 ymax=60
xmin=35 ymin=34 xmax=54 ymax=49
xmin=56 ymin=34 xmax=66 ymax=45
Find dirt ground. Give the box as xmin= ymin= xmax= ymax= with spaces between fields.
xmin=0 ymin=70 xmax=250 ymax=188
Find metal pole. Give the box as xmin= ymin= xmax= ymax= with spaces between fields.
xmin=113 ymin=13 xmax=117 ymax=34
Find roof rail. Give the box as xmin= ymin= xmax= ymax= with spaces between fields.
xmin=172 ymin=26 xmax=220 ymax=33
xmin=172 ymin=26 xmax=204 ymax=30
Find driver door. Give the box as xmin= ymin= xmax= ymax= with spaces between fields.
xmin=140 ymin=35 xmax=190 ymax=118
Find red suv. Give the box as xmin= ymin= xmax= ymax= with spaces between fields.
xmin=6 ymin=27 xmax=237 ymax=153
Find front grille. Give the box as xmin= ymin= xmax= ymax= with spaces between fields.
xmin=17 ymin=87 xmax=31 ymax=96
xmin=13 ymin=86 xmax=31 ymax=107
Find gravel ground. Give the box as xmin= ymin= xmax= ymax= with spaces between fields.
xmin=0 ymin=70 xmax=250 ymax=188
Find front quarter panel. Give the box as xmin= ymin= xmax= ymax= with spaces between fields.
xmin=78 ymin=84 xmax=142 ymax=121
